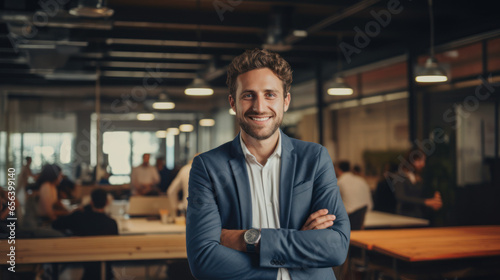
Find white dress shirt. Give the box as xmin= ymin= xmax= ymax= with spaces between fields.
xmin=337 ymin=172 xmax=373 ymax=214
xmin=240 ymin=133 xmax=291 ymax=280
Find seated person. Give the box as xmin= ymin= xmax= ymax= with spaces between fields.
xmin=53 ymin=188 xmax=118 ymax=236
xmin=373 ymin=163 xmax=398 ymax=213
xmin=336 ymin=161 xmax=373 ymax=214
xmin=53 ymin=188 xmax=118 ymax=280
xmin=36 ymin=164 xmax=69 ymax=224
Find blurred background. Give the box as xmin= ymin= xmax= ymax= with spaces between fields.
xmin=0 ymin=0 xmax=499 ymax=228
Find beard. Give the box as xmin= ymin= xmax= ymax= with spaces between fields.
xmin=238 ymin=111 xmax=283 ymax=140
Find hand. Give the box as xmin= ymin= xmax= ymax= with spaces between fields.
xmin=425 ymin=191 xmax=442 ymax=211
xmin=301 ymin=209 xmax=336 ymax=231
xmin=220 ymin=229 xmax=246 ymax=252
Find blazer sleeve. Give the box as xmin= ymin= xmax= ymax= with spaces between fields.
xmin=259 ymin=147 xmax=350 ymax=269
xmin=186 ymin=156 xmax=278 ymax=280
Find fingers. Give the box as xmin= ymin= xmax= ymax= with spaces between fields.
xmin=302 ymin=209 xmax=328 ymax=229
xmin=301 ymin=209 xmax=336 ymax=231
xmin=307 ymin=214 xmax=336 ymax=230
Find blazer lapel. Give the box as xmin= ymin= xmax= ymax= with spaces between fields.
xmin=229 ymin=134 xmax=252 ymax=229
xmin=279 ymin=131 xmax=296 ymax=228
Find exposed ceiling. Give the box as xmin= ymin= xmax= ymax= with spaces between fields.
xmin=1 ymin=0 xmax=499 ymax=114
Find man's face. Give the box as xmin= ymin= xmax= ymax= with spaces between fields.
xmin=142 ymin=154 xmax=150 ymax=165
xmin=413 ymin=157 xmax=426 ymax=172
xmin=229 ymin=68 xmax=290 ymax=141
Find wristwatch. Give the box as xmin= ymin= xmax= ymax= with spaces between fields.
xmin=244 ymin=228 xmax=261 ymax=253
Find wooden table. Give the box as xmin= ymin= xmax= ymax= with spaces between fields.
xmin=350 ymin=226 xmax=500 ymax=279
xmin=119 ymin=218 xmax=186 ymax=235
xmin=0 ymin=234 xmax=186 ymax=280
xmin=363 ymin=211 xmax=429 ymax=229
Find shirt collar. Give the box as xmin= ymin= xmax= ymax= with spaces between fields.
xmin=239 ymin=130 xmax=282 ymax=161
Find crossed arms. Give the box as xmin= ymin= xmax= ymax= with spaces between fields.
xmin=186 ymin=147 xmax=350 ymax=280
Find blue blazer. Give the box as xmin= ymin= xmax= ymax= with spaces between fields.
xmin=187 ymin=131 xmax=350 ymax=280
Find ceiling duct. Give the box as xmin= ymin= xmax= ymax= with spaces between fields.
xmin=262 ymin=7 xmax=293 ymax=52
xmin=69 ymin=0 xmax=114 ymax=18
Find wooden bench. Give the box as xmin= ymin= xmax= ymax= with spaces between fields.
xmin=0 ymin=234 xmax=186 ymax=279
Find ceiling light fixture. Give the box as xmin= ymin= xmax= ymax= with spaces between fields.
xmin=199 ymin=119 xmax=215 ymax=127
xmin=136 ymin=113 xmax=155 ymax=121
xmin=179 ymin=124 xmax=194 ymax=132
xmin=327 ymin=76 xmax=354 ymax=96
xmin=328 ymin=35 xmax=353 ymax=96
xmin=69 ymin=0 xmax=114 ymax=18
xmin=185 ymin=76 xmax=214 ymax=96
xmin=166 ymin=128 xmax=180 ymax=135
xmin=152 ymin=92 xmax=175 ymax=110
xmin=155 ymin=130 xmax=167 ymax=138
xmin=415 ymin=0 xmax=448 ymax=83
xmin=185 ymin=0 xmax=213 ymax=96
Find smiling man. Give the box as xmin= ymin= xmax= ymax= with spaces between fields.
xmin=186 ymin=49 xmax=350 ymax=280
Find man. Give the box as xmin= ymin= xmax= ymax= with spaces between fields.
xmin=52 ymin=188 xmax=118 ymax=280
xmin=394 ymin=149 xmax=442 ymax=218
xmin=336 ymin=161 xmax=373 ymax=215
xmin=17 ymin=156 xmax=36 ymax=206
xmin=187 ymin=49 xmax=350 ymax=280
xmin=156 ymin=156 xmax=174 ymax=193
xmin=130 ymin=153 xmax=160 ymax=195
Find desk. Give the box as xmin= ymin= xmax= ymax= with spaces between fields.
xmin=363 ymin=211 xmax=429 ymax=229
xmin=350 ymin=226 xmax=500 ymax=279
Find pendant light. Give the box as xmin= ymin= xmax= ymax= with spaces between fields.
xmin=185 ymin=0 xmax=213 ymax=96
xmin=69 ymin=0 xmax=114 ymax=18
xmin=185 ymin=76 xmax=214 ymax=96
xmin=152 ymin=92 xmax=175 ymax=110
xmin=136 ymin=113 xmax=155 ymax=121
xmin=328 ymin=35 xmax=353 ymax=96
xmin=415 ymin=0 xmax=448 ymax=83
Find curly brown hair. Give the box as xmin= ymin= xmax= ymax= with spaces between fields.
xmin=226 ymin=48 xmax=293 ymax=99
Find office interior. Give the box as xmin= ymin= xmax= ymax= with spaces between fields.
xmin=0 ymin=0 xmax=500 ymax=279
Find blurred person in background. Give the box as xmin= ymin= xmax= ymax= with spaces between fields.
xmin=336 ymin=161 xmax=373 ymax=214
xmin=393 ymin=149 xmax=442 ymax=218
xmin=16 ymin=156 xmax=37 ymax=208
xmin=130 ymin=153 xmax=160 ymax=195
xmin=53 ymin=188 xmax=118 ymax=236
xmin=156 ymin=156 xmax=174 ymax=193
xmin=167 ymin=154 xmax=199 ymax=217
xmin=35 ymin=164 xmax=69 ymax=224
xmin=373 ymin=162 xmax=398 ymax=214
xmin=53 ymin=188 xmax=117 ymax=280
xmin=352 ymin=164 xmax=362 ymax=177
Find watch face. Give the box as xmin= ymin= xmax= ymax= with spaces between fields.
xmin=244 ymin=229 xmax=260 ymax=244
